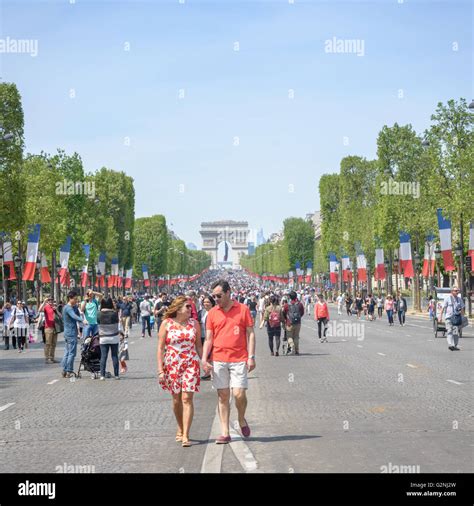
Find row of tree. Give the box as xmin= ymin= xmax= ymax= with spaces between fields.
xmin=241 ymin=98 xmax=473 ymax=280
xmin=0 ymin=82 xmax=210 ymax=284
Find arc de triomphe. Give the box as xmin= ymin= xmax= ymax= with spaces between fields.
xmin=200 ymin=221 xmax=249 ymax=268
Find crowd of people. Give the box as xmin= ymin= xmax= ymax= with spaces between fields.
xmin=0 ymin=269 xmax=467 ymax=446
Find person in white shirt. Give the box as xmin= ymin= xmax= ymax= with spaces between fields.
xmin=140 ymin=295 xmax=152 ymax=338
xmin=439 ymin=286 xmax=465 ymax=351
xmin=336 ymin=293 xmax=344 ymax=315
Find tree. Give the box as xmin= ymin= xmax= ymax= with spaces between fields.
xmin=283 ymin=217 xmax=314 ymax=272
xmin=133 ymin=215 xmax=168 ymax=276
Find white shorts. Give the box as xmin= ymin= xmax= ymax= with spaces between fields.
xmin=212 ymin=361 xmax=248 ymax=390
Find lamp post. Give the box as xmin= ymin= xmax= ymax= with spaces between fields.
xmin=36 ymin=256 xmax=42 ymax=306
xmin=56 ymin=263 xmax=62 ymax=302
xmin=14 ymin=255 xmax=21 ymax=301
xmin=414 ymin=251 xmax=421 ymax=311
xmin=393 ymin=250 xmax=399 ymax=294
xmin=454 ymin=243 xmax=464 ymax=301
xmin=435 ymin=247 xmax=441 ymax=288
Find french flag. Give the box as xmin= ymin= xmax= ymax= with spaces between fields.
xmin=375 ymin=248 xmax=385 ymax=280
xmin=23 ymin=224 xmax=41 ymax=281
xmin=399 ymin=232 xmax=414 ymax=278
xmin=40 ymin=252 xmax=52 ymax=283
xmin=2 ymin=239 xmax=16 ymax=280
xmin=356 ymin=251 xmax=367 ymax=282
xmin=81 ymin=244 xmax=90 ymax=288
xmin=329 ymin=253 xmax=338 ymax=284
xmin=142 ymin=264 xmax=150 ymax=287
xmin=421 ymin=236 xmax=436 ymax=278
xmin=59 ymin=236 xmax=72 ymax=286
xmin=117 ymin=267 xmax=124 ymax=288
xmin=98 ymin=253 xmax=106 ymax=287
xmin=468 ymin=222 xmax=474 ymax=273
xmin=125 ymin=268 xmax=133 ymax=289
xmin=108 ymin=258 xmax=118 ymax=288
xmin=341 ymin=256 xmax=352 ymax=283
xmin=436 ymin=209 xmax=455 ymax=271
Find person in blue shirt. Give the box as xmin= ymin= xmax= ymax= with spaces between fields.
xmin=61 ymin=291 xmax=88 ymax=378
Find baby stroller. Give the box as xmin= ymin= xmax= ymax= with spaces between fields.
xmin=77 ymin=334 xmax=111 ymax=379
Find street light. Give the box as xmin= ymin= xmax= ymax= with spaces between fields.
xmin=14 ymin=255 xmax=21 ymax=301
xmin=435 ymin=247 xmax=442 ymax=288
xmin=469 ymin=99 xmax=474 ymax=110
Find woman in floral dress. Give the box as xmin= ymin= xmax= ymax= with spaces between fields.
xmin=157 ymin=296 xmax=203 ymax=447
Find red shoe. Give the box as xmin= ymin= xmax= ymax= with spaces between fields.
xmin=240 ymin=419 xmax=251 ymax=438
xmin=215 ymin=435 xmax=231 ymax=444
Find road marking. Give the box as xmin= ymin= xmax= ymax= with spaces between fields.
xmin=200 ymin=408 xmax=224 ymax=473
xmin=377 ymin=352 xmax=386 ymax=356
xmin=446 ymin=379 xmax=463 ymax=385
xmin=130 ymin=341 xmax=135 ymax=345
xmin=406 ymin=363 xmax=418 ymax=369
xmin=357 ymin=345 xmax=363 ymax=348
xmin=47 ymin=379 xmax=59 ymax=385
xmin=229 ymin=422 xmax=259 ymax=472
xmin=341 ymin=339 xmax=347 ymax=342
xmin=0 ymin=403 xmax=15 ymax=412
xmin=406 ymin=324 xmax=428 ymax=329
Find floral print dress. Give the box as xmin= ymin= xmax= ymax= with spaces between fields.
xmin=159 ymin=318 xmax=200 ymax=394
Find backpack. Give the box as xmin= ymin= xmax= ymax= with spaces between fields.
xmin=268 ymin=307 xmax=281 ymax=328
xmin=449 ymin=296 xmax=462 ymax=326
xmin=288 ymin=302 xmax=301 ymax=325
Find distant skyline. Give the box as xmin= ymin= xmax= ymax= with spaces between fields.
xmin=1 ymin=0 xmax=471 ymax=248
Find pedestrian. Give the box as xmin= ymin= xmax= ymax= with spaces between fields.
xmin=259 ymin=295 xmax=283 ymax=355
xmin=9 ymin=301 xmax=29 ymax=352
xmin=1 ymin=301 xmax=16 ymax=350
xmin=119 ymin=331 xmax=129 ymax=374
xmin=154 ymin=292 xmax=170 ymax=333
xmin=354 ymin=292 xmax=363 ymax=319
xmin=376 ymin=294 xmax=384 ymax=319
xmin=118 ymin=295 xmax=133 ymax=338
xmin=247 ymin=295 xmax=258 ymax=323
xmin=202 ymin=279 xmax=255 ymax=444
xmin=395 ymin=291 xmax=408 ymax=326
xmin=97 ymin=296 xmax=120 ymax=380
xmin=345 ymin=293 xmax=353 ymax=317
xmin=336 ymin=292 xmax=344 ymax=315
xmin=157 ymin=296 xmax=203 ymax=447
xmin=304 ymin=292 xmax=312 ymax=315
xmin=367 ymin=294 xmax=376 ymax=321
xmin=80 ymin=289 xmax=103 ymax=339
xmin=198 ymin=294 xmax=215 ymax=380
xmin=385 ymin=295 xmax=395 ymax=326
xmin=314 ymin=294 xmax=330 ymax=343
xmin=439 ymin=286 xmax=465 ymax=351
xmin=37 ymin=296 xmax=58 ymax=363
xmin=131 ymin=298 xmax=138 ymax=324
xmin=282 ymin=291 xmax=305 ymax=355
xmin=61 ymin=291 xmax=88 ymax=378
xmin=428 ymin=296 xmax=436 ymax=320
xmin=140 ymin=295 xmax=152 ymax=338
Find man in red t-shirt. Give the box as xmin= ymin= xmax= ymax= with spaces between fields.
xmin=38 ymin=296 xmax=58 ymax=363
xmin=202 ymin=279 xmax=255 ymax=444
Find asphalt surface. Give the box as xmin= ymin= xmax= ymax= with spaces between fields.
xmin=0 ymin=306 xmax=472 ymax=473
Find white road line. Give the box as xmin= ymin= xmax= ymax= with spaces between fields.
xmin=446 ymin=379 xmax=463 ymax=385
xmin=229 ymin=422 xmax=259 ymax=472
xmin=341 ymin=339 xmax=347 ymax=342
xmin=47 ymin=379 xmax=59 ymax=385
xmin=357 ymin=345 xmax=363 ymax=348
xmin=200 ymin=408 xmax=224 ymax=473
xmin=0 ymin=403 xmax=15 ymax=412
xmin=377 ymin=352 xmax=386 ymax=356
xmin=406 ymin=364 xmax=418 ymax=369
xmin=427 ymin=339 xmax=434 ymax=342
xmin=406 ymin=324 xmax=428 ymax=329
xmin=130 ymin=341 xmax=135 ymax=345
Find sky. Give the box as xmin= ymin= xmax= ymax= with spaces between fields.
xmin=0 ymin=0 xmax=472 ymax=248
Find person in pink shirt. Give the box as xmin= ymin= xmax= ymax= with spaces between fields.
xmin=314 ymin=294 xmax=330 ymax=343
xmin=384 ymin=295 xmax=395 ymax=326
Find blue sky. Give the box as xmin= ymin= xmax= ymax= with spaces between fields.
xmin=1 ymin=0 xmax=472 ymax=248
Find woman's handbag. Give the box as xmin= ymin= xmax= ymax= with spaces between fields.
xmin=8 ymin=309 xmax=16 ymax=330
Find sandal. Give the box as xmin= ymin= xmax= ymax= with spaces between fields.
xmin=175 ymin=432 xmax=183 ymax=442
xmin=181 ymin=439 xmax=191 ymax=447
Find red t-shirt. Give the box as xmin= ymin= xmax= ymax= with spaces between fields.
xmin=206 ymin=301 xmax=253 ymax=363
xmin=43 ymin=304 xmax=56 ymax=329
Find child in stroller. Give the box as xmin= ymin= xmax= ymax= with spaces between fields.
xmin=77 ymin=333 xmax=111 ymax=379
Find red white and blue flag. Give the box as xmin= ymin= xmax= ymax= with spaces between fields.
xmin=59 ymin=236 xmax=72 ymax=286
xmin=436 ymin=209 xmax=455 ymax=272
xmin=375 ymin=248 xmax=385 ymax=280
xmin=329 ymin=253 xmax=338 ymax=284
xmin=117 ymin=267 xmax=124 ymax=288
xmin=98 ymin=253 xmax=106 ymax=287
xmin=1 ymin=238 xmax=16 ymax=280
xmin=23 ymin=224 xmax=41 ymax=281
xmin=341 ymin=255 xmax=352 ymax=283
xmin=356 ymin=250 xmax=367 ymax=283
xmin=40 ymin=252 xmax=52 ymax=283
xmin=125 ymin=268 xmax=133 ymax=289
xmin=422 ymin=236 xmax=436 ymax=278
xmin=142 ymin=264 xmax=150 ymax=287
xmin=81 ymin=244 xmax=90 ymax=288
xmin=399 ymin=232 xmax=414 ymax=278
xmin=108 ymin=258 xmax=118 ymax=288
